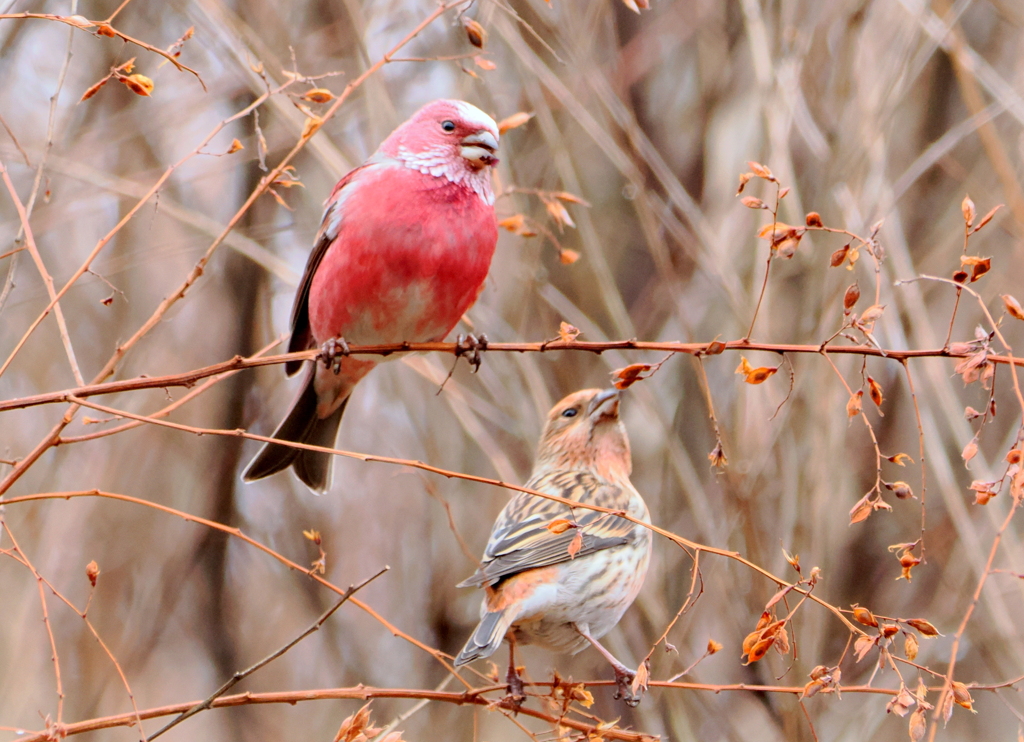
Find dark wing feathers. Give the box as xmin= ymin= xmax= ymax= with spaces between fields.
xmin=284 ymin=166 xmax=367 ymax=376
xmin=457 ymin=470 xmax=638 ymax=588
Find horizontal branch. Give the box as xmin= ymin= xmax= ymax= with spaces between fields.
xmin=13 ymin=685 xmax=655 ymax=742
xmin=18 ymin=676 xmax=943 ymax=742
xmin=1 ymin=338 xmax=1020 ymax=414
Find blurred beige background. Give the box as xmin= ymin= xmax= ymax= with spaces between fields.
xmin=2 ymin=0 xmax=1024 ymax=740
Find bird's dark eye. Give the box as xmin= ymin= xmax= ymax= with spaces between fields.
xmin=561 ymin=408 xmax=578 ymax=418
xmin=441 ymin=120 xmax=456 ymax=132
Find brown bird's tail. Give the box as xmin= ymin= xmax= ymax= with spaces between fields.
xmin=242 ymin=364 xmax=346 ymax=493
xmin=454 ymin=608 xmax=515 ymax=666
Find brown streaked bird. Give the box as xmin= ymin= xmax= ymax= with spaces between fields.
xmin=454 ymin=388 xmax=652 ymax=706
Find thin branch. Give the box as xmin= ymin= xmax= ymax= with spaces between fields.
xmin=14 ymin=684 xmax=655 ymax=742
xmin=148 ymin=566 xmax=389 ymax=740
xmin=0 ymin=13 xmax=205 ymax=87
xmin=0 ymin=157 xmax=84 ymax=385
xmin=1 ymin=490 xmax=468 ymax=688
xmin=2 ymin=339 xmax=1022 ymax=414
xmin=41 ymin=395 xmax=869 ymax=639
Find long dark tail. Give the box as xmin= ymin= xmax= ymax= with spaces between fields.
xmin=242 ymin=365 xmax=347 ymax=493
xmin=454 ymin=608 xmax=514 ymax=667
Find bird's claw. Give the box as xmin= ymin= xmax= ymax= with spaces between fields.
xmin=501 ymin=663 xmax=526 ymax=713
xmin=318 ymin=337 xmax=350 ymax=375
xmin=455 ymin=333 xmax=488 ymax=373
xmin=613 ymin=667 xmax=642 ymax=707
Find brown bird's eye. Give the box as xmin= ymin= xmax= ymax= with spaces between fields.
xmin=561 ymin=408 xmax=577 ymax=418
xmin=441 ymin=120 xmax=456 ymax=132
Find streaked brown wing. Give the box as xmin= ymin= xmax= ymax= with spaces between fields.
xmin=284 ymin=165 xmax=368 ymax=376
xmin=458 ymin=469 xmax=638 ymax=588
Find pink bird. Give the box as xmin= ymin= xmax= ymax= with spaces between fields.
xmin=244 ymin=100 xmax=500 ymax=492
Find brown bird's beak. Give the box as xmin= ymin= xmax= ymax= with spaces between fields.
xmin=460 ymin=130 xmax=499 ymax=168
xmin=587 ymin=388 xmax=620 ymax=422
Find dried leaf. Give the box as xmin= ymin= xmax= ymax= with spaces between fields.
xmin=844 ymin=282 xmax=860 ymax=310
xmin=847 ymin=390 xmax=863 ymax=418
xmin=741 ymin=196 xmax=767 ymax=210
xmin=853 ymin=606 xmax=879 ymax=627
xmin=558 ymin=322 xmax=580 ymax=342
xmin=707 ymin=639 xmax=723 ymax=655
xmin=121 ymin=73 xmax=154 ymax=96
xmin=961 ymin=194 xmax=976 ymax=228
xmin=748 ymin=161 xmax=775 ymax=181
xmin=301 ymin=88 xmax=335 ymax=104
xmin=497 ymin=112 xmax=533 ymax=134
xmin=704 ymin=340 xmax=726 ymax=355
xmin=888 ymin=453 xmax=913 ymax=466
xmin=227 ymin=138 xmax=244 ymax=154
xmin=546 ymin=199 xmax=575 ymax=230
xmin=708 ymin=440 xmax=727 ymax=468
xmin=868 ymin=376 xmax=884 ymax=408
xmin=85 ymin=560 xmax=100 ymax=587
xmin=80 ymin=76 xmax=111 ymax=102
xmin=1002 ymin=294 xmax=1024 ymax=321
xmin=95 ymin=23 xmax=117 ymax=37
xmin=853 ymin=635 xmax=875 ymax=662
xmin=552 ymin=191 xmax=590 ymax=206
xmin=951 ymin=681 xmax=975 ymax=712
xmin=569 ymin=684 xmax=594 ymax=707
xmin=546 ymin=518 xmax=573 ymax=535
xmin=774 ymin=626 xmax=790 ymax=655
xmin=909 ymin=707 xmax=927 ymax=741
xmin=962 ymin=440 xmax=978 ymax=466
xmin=859 ymin=304 xmax=885 ymax=324
xmin=898 ymin=552 xmax=921 ymax=582
xmin=757 ymin=222 xmax=802 ymax=241
xmin=498 ymin=214 xmax=526 ymax=233
xmin=612 ymin=363 xmax=654 ymax=390
xmin=301 ymin=115 xmax=323 ymax=139
xmin=904 ymin=633 xmax=919 ymax=662
xmin=830 ymin=245 xmax=850 ymax=267
xmin=905 ymin=619 xmax=940 ymax=637
xmin=630 ymin=659 xmax=650 ymax=697
xmin=973 ymin=204 xmax=1004 ymax=232
xmin=735 ymin=356 xmax=778 ymax=384
xmin=849 ymin=493 xmax=873 ymax=524
xmin=566 ymin=532 xmax=583 ymax=559
xmin=736 ymin=172 xmax=753 ymax=195
xmin=805 ymin=211 xmax=823 ymax=228
xmin=888 ymin=684 xmax=916 ymax=717
xmin=887 ymin=481 xmax=914 ymax=500
xmin=558 ymin=248 xmax=580 ymax=265
xmin=334 ymin=702 xmax=379 ymax=742
xmin=473 ymin=56 xmax=496 ymax=71
xmin=462 ymin=17 xmax=487 ymax=48
xmin=302 ymin=529 xmax=321 ymax=544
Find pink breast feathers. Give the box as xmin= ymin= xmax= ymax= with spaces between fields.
xmin=307 ymin=164 xmax=497 ymax=347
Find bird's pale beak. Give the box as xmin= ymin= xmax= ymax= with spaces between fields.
xmin=587 ymin=389 xmax=620 ymax=422
xmin=460 ymin=130 xmax=499 ymax=168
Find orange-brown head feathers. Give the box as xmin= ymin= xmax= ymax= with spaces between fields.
xmin=534 ymin=389 xmax=632 ymax=481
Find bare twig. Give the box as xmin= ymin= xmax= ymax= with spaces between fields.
xmin=148 ymin=566 xmax=389 ymax=740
